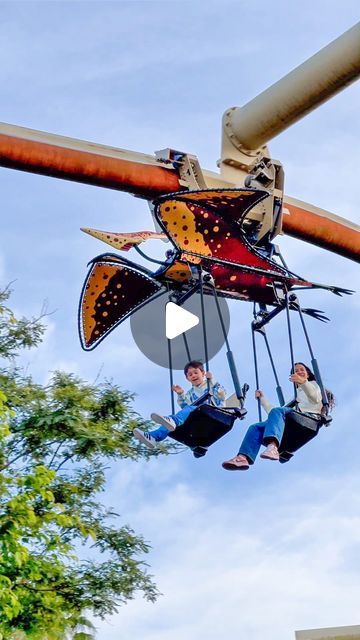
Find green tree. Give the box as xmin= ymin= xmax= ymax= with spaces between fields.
xmin=0 ymin=287 xmax=165 ymax=639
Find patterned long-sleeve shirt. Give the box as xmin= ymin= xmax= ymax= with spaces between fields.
xmin=177 ymin=378 xmax=226 ymax=408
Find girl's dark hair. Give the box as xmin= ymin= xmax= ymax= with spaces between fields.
xmin=293 ymin=362 xmax=315 ymax=381
xmin=293 ymin=362 xmax=336 ymax=412
xmin=184 ymin=360 xmax=204 ymax=376
xmin=324 ymin=389 xmax=336 ymax=412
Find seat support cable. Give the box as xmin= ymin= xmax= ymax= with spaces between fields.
xmin=165 ymin=283 xmax=176 ymax=414
xmin=198 ymin=269 xmax=211 ymax=394
xmin=211 ymin=283 xmax=244 ymax=404
xmin=284 ymin=292 xmax=297 ymax=402
xmin=167 ymin=337 xmax=175 ymax=415
xmin=251 ymin=320 xmax=262 ymax=421
xmin=134 ymin=245 xmax=166 ymax=265
xmin=252 ymin=302 xmax=285 ymax=410
xmin=290 ymin=294 xmax=329 ymax=411
xmin=182 ymin=333 xmax=191 ymax=362
xmin=258 ymin=327 xmax=285 ymax=407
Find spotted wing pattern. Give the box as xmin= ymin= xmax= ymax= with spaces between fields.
xmin=160 ymin=260 xmax=192 ymax=283
xmin=81 ymin=228 xmax=167 ymax=251
xmin=79 ymin=256 xmax=163 ymax=350
xmin=154 ymin=188 xmax=313 ymax=303
xmin=204 ymin=263 xmax=287 ymax=305
xmin=155 ymin=189 xmax=283 ymax=270
xmin=165 ymin=189 xmax=267 ymax=224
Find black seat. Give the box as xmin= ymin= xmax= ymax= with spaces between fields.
xmin=168 ymin=404 xmax=245 ymax=458
xmin=279 ymin=411 xmax=331 ymax=463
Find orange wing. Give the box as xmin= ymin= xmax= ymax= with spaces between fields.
xmin=79 ymin=256 xmax=163 ymax=350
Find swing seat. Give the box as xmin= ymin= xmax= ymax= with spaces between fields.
xmin=279 ymin=411 xmax=328 ymax=463
xmin=168 ymin=403 xmax=245 ymax=457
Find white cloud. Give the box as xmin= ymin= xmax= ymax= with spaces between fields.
xmin=0 ymin=253 xmax=5 ymax=282
xmin=1 ymin=3 xmax=360 ymax=639
xmin=95 ymin=465 xmax=360 ymax=640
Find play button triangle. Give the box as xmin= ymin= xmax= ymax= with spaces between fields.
xmin=165 ymin=302 xmax=199 ymax=340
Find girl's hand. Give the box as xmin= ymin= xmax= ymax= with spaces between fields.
xmin=255 ymin=389 xmax=264 ymax=399
xmin=172 ymin=384 xmax=184 ymax=395
xmin=290 ymin=373 xmax=305 ymax=385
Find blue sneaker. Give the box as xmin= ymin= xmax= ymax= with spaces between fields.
xmin=150 ymin=413 xmax=176 ymax=431
xmin=133 ymin=428 xmax=157 ymax=449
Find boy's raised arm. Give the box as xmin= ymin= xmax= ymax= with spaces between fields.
xmin=172 ymin=384 xmax=188 ymax=408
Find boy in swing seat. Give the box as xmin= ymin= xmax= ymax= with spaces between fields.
xmin=134 ymin=360 xmax=226 ymax=449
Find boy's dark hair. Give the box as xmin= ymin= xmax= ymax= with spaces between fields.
xmin=184 ymin=360 xmax=205 ymax=376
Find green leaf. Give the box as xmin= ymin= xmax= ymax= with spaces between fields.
xmin=0 ymin=286 xmax=161 ymax=637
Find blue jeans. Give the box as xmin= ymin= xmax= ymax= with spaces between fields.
xmin=150 ymin=405 xmax=196 ymax=441
xmin=239 ymin=406 xmax=293 ymax=463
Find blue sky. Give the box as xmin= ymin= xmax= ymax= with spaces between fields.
xmin=1 ymin=2 xmax=360 ymax=638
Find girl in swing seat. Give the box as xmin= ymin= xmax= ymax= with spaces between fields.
xmin=222 ymin=362 xmax=334 ymax=471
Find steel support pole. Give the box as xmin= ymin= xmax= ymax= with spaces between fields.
xmin=225 ymin=22 xmax=360 ymax=150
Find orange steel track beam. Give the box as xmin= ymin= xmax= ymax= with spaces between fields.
xmin=0 ymin=132 xmax=180 ymax=199
xmin=283 ymin=200 xmax=360 ymax=263
xmin=1 ymin=127 xmax=359 ymax=263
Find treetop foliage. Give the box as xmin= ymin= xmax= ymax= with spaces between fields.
xmin=0 ymin=287 xmax=165 ymax=639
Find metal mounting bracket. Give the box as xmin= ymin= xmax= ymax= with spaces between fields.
xmin=155 ymin=148 xmax=207 ymax=190
xmin=219 ymin=109 xmax=285 ymax=245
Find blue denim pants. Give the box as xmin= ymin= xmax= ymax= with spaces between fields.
xmin=150 ymin=404 xmax=196 ymax=441
xmin=239 ymin=406 xmax=293 ymax=463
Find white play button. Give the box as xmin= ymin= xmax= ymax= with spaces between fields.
xmin=131 ymin=295 xmax=230 ymax=369
xmin=165 ymin=302 xmax=199 ymax=340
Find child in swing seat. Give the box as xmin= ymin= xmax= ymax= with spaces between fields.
xmin=222 ymin=362 xmax=334 ymax=470
xmin=133 ymin=360 xmax=226 ymax=449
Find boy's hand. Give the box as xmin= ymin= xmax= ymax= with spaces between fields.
xmin=172 ymin=384 xmax=184 ymax=395
xmin=205 ymin=371 xmax=213 ymax=381
xmin=255 ymin=389 xmax=264 ymax=399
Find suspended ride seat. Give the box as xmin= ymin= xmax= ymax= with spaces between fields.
xmin=168 ymin=396 xmax=246 ymax=458
xmin=279 ymin=411 xmax=332 ymax=463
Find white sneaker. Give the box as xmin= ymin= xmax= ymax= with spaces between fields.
xmin=150 ymin=413 xmax=176 ymax=431
xmin=133 ymin=428 xmax=157 ymax=449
